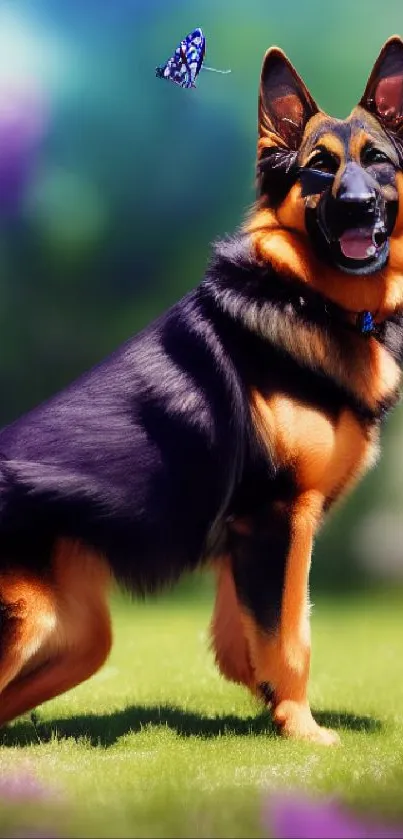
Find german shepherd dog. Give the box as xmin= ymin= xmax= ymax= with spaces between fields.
xmin=0 ymin=37 xmax=403 ymax=746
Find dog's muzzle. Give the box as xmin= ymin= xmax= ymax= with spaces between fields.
xmin=305 ymin=161 xmax=398 ymax=275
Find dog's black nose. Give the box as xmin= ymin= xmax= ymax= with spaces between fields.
xmin=336 ymin=162 xmax=377 ymax=207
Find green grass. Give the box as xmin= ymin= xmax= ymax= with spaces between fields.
xmin=0 ymin=588 xmax=403 ymax=838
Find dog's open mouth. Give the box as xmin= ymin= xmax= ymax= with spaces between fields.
xmin=338 ymin=226 xmax=387 ymax=261
xmin=328 ymin=217 xmax=390 ymax=274
xmin=306 ymin=197 xmax=394 ymax=276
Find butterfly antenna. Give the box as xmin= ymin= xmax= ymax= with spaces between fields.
xmin=202 ymin=65 xmax=231 ymax=75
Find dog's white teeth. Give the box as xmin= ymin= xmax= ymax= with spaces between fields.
xmin=366 ymin=245 xmax=376 ymax=256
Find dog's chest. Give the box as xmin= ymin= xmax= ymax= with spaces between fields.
xmin=252 ymin=391 xmax=378 ymax=501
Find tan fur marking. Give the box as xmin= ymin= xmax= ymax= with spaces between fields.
xmin=258 ymin=134 xmax=286 ymax=159
xmin=306 ymin=132 xmax=345 ymax=162
xmin=251 ymin=390 xmax=377 ymax=500
xmin=210 ymin=559 xmax=255 ymax=689
xmin=276 ymin=183 xmax=306 ymax=233
xmin=0 ymin=575 xmax=56 ymax=695
xmin=349 ymin=129 xmax=370 ymax=159
xmin=0 ymin=540 xmax=112 ymax=726
xmin=348 ymin=107 xmax=400 ymax=165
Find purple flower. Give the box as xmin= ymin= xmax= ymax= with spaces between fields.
xmin=263 ymin=793 xmax=403 ymax=839
xmin=0 ymin=771 xmax=51 ymax=802
xmin=0 ymin=77 xmax=48 ymax=215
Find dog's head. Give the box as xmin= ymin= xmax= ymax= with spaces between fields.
xmin=249 ymin=36 xmax=403 ymax=317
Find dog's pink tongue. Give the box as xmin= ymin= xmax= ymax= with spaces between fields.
xmin=339 ymin=228 xmax=374 ymax=260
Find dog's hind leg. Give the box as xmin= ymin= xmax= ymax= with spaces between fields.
xmin=0 ymin=539 xmax=112 ymax=727
xmin=210 ymin=558 xmax=255 ymax=690
xmin=0 ymin=573 xmax=57 ymax=698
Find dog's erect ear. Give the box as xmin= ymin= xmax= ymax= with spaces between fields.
xmin=360 ymin=36 xmax=403 ymax=133
xmin=259 ymin=47 xmax=319 ymax=150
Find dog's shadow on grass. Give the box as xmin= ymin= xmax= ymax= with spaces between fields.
xmin=0 ymin=705 xmax=382 ymax=748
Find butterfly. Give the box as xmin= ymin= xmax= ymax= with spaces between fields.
xmin=155 ymin=27 xmax=231 ymax=89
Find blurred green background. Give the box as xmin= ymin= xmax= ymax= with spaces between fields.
xmin=0 ymin=0 xmax=402 ymax=592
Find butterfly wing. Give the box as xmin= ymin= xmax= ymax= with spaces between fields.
xmin=156 ymin=40 xmax=189 ymax=88
xmin=156 ymin=28 xmax=205 ymax=89
xmin=184 ymin=28 xmax=206 ymax=86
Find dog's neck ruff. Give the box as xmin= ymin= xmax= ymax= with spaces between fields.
xmin=294 ymin=296 xmax=380 ymax=339
xmin=206 ymin=235 xmax=388 ymax=343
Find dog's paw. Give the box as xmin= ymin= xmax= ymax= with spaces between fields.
xmin=294 ymin=724 xmax=341 ymax=747
xmin=273 ymin=700 xmax=341 ymax=746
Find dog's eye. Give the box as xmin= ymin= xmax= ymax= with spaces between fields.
xmin=361 ymin=146 xmax=391 ymax=166
xmin=307 ymin=149 xmax=338 ymax=174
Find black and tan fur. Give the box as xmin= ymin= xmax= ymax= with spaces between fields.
xmin=0 ymin=38 xmax=403 ymax=744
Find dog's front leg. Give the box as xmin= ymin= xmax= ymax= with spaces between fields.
xmin=230 ymin=490 xmax=340 ymax=746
